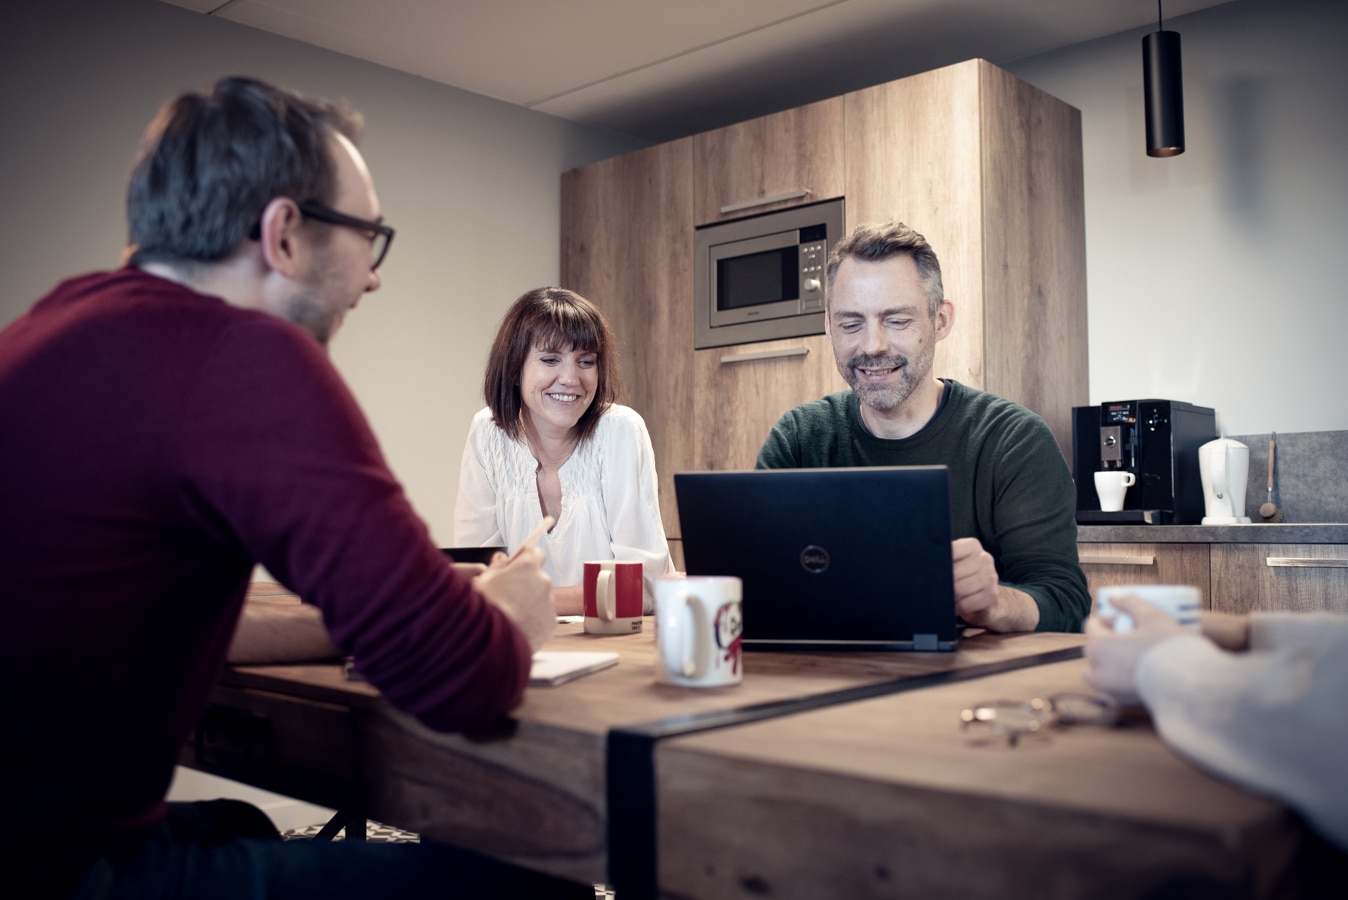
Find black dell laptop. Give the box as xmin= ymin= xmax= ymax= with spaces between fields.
xmin=675 ymin=466 xmax=958 ymax=651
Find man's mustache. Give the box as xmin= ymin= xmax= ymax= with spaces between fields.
xmin=847 ymin=353 xmax=908 ymax=370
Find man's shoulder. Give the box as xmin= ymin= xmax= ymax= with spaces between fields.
xmin=947 ymin=380 xmax=1030 ymax=413
xmin=941 ymin=381 xmax=1060 ymax=462
xmin=778 ymin=391 xmax=855 ymax=425
xmin=946 ymin=381 xmax=1048 ymax=430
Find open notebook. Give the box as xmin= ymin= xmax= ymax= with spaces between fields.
xmin=529 ymin=651 xmax=619 ymax=686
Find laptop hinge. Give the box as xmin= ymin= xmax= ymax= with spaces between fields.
xmin=913 ymin=633 xmax=939 ymax=651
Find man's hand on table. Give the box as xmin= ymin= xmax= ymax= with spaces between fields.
xmin=950 ymin=537 xmax=1040 ymax=633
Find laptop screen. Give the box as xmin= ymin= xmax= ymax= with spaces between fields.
xmin=675 ymin=467 xmax=957 ymax=651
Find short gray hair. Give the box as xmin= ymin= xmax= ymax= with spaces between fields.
xmin=826 ymin=221 xmax=944 ymax=317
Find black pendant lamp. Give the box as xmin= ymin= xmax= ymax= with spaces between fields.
xmin=1143 ymin=0 xmax=1185 ymax=157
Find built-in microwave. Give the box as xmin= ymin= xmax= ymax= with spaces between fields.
xmin=693 ymin=198 xmax=845 ymax=349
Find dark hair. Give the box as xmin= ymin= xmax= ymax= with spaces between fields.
xmin=483 ymin=287 xmax=621 ymax=443
xmin=826 ymin=221 xmax=945 ymax=317
xmin=125 ymin=76 xmax=363 ymax=268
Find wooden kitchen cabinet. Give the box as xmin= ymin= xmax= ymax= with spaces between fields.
xmin=561 ymin=139 xmax=695 ymax=540
xmin=1209 ymin=543 xmax=1348 ymax=614
xmin=846 ymin=60 xmax=1087 ymax=454
xmin=692 ymin=96 xmax=844 ymax=226
xmin=563 ymin=59 xmax=1087 ymax=540
xmin=1078 ymin=529 xmax=1348 ymax=615
xmin=690 ymin=334 xmax=846 ymax=473
xmin=1077 ymin=542 xmax=1212 ymax=608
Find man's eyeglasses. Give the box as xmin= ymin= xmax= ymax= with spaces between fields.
xmin=296 ymin=201 xmax=395 ymax=271
xmin=960 ymin=693 xmax=1120 ymax=747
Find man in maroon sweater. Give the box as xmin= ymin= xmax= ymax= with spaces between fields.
xmin=0 ymin=77 xmax=587 ymax=898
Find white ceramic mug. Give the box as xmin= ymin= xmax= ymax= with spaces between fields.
xmin=1094 ymin=584 xmax=1202 ymax=633
xmin=583 ymin=560 xmax=644 ymax=635
xmin=1094 ymin=470 xmax=1136 ymax=512
xmin=654 ymin=576 xmax=743 ymax=688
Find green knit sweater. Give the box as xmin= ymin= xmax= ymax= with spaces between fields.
xmin=756 ymin=380 xmax=1089 ymax=632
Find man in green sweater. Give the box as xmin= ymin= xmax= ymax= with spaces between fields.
xmin=756 ymin=222 xmax=1089 ymax=632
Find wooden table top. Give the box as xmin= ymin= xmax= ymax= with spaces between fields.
xmin=217 ymin=623 xmax=1087 ymax=887
xmin=654 ymin=657 xmax=1306 ymax=899
xmin=225 ymin=622 xmax=1086 ymax=735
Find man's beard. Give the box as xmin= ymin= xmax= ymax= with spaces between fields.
xmin=281 ymin=287 xmax=340 ymax=347
xmin=839 ymin=343 xmax=934 ymax=411
xmin=281 ymin=252 xmax=347 ymax=347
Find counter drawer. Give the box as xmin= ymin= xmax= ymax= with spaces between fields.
xmin=1076 ymin=543 xmax=1211 ymax=608
xmin=1209 ymin=543 xmax=1348 ymax=615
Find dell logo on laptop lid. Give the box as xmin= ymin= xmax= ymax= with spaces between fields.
xmin=799 ymin=545 xmax=830 ymax=574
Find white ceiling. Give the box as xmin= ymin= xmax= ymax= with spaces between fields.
xmin=160 ymin=0 xmax=1233 ymax=142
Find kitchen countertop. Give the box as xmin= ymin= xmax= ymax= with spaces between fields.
xmin=1077 ymin=523 xmax=1348 ymax=543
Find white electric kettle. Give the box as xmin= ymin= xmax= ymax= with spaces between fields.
xmin=1198 ymin=437 xmax=1252 ymax=524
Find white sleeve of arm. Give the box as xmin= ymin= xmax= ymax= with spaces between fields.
xmin=601 ymin=409 xmax=674 ymax=613
xmin=452 ymin=413 xmax=505 ymax=547
xmin=1135 ymin=617 xmax=1348 ymax=850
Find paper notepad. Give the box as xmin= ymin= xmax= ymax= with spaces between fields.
xmin=529 ymin=651 xmax=619 ymax=687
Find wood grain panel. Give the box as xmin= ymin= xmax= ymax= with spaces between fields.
xmin=1210 ymin=543 xmax=1348 ymax=614
xmin=657 ymin=658 xmax=1304 ymax=899
xmin=1077 ymin=542 xmax=1211 ymax=608
xmin=979 ymin=62 xmax=1088 ymax=455
xmin=693 ymin=97 xmax=845 ymax=225
xmin=183 ymin=685 xmax=356 ymax=811
xmin=845 ymin=61 xmax=986 ymax=393
xmin=350 ymin=627 xmax=1085 ymax=880
xmin=562 ymin=140 xmax=694 ymax=539
xmin=690 ymin=333 xmax=846 ymax=478
xmin=206 ymin=627 xmax=1083 ymax=886
xmin=357 ymin=709 xmax=607 ymax=884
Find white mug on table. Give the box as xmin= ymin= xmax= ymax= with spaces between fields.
xmin=1095 ymin=584 xmax=1202 ymax=633
xmin=654 ymin=575 xmax=743 ymax=688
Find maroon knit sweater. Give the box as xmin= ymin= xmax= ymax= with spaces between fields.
xmin=0 ymin=268 xmax=530 ymax=881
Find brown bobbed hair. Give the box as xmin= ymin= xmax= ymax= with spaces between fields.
xmin=483 ymin=287 xmax=622 ymax=443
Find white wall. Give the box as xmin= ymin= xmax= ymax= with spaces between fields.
xmin=1006 ymin=0 xmax=1348 ymax=436
xmin=0 ymin=0 xmax=645 ymax=542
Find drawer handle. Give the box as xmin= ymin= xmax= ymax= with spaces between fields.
xmin=719 ymin=189 xmax=811 ymax=214
xmin=1265 ymin=557 xmax=1348 ymax=568
xmin=720 ymin=347 xmax=810 ymax=365
xmin=1079 ymin=554 xmax=1155 ymax=566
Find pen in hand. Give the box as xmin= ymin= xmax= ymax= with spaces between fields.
xmin=508 ymin=515 xmax=555 ymax=562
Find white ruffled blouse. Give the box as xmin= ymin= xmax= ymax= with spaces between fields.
xmin=453 ymin=404 xmax=673 ymax=612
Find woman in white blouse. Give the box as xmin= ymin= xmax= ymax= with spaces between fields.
xmin=454 ymin=287 xmax=674 ymax=614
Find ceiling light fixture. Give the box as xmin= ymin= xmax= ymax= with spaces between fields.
xmin=1143 ymin=0 xmax=1185 ymax=157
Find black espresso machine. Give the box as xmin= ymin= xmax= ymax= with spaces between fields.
xmin=1072 ymin=399 xmax=1217 ymax=525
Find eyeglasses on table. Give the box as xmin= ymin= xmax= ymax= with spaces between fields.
xmin=959 ymin=692 xmax=1121 ymax=747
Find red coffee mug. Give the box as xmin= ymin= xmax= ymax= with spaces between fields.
xmin=583 ymin=560 xmax=644 ymax=635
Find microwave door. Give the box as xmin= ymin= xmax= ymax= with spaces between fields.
xmin=707 ymin=230 xmax=805 ymax=329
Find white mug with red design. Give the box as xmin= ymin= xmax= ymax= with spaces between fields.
xmin=654 ymin=575 xmax=743 ymax=688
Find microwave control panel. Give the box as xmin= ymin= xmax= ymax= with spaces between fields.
xmin=799 ymin=228 xmax=828 ymax=312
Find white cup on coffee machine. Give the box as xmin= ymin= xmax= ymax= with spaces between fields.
xmin=1094 ymin=470 xmax=1136 ymax=512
